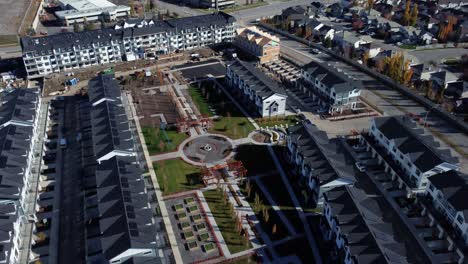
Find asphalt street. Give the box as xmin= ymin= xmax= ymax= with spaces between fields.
xmin=270 ymin=32 xmax=468 ymax=172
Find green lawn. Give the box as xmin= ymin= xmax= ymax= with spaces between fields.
xmin=399 ymin=44 xmax=417 ymax=50
xmin=188 ymin=86 xmax=213 ymax=116
xmin=203 ymin=189 xmax=252 ymax=254
xmin=189 ymin=82 xmax=255 ymax=139
xmin=142 ymin=127 xmax=188 ymax=155
xmin=256 ymin=115 xmax=298 ymax=128
xmin=154 ymin=159 xmax=203 ymax=195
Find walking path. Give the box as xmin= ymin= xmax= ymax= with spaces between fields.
xmin=254 ymin=179 xmax=298 ymax=236
xmin=126 ymin=93 xmax=184 ymax=263
xmin=150 ymin=151 xmax=181 ymax=162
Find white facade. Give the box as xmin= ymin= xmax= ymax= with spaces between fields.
xmin=300 ymin=65 xmax=361 ymax=114
xmin=226 ymin=61 xmax=287 ymax=117
xmin=22 ymin=14 xmax=236 ymax=79
xmin=426 ymin=182 xmax=468 ymax=244
xmin=368 ymin=119 xmax=457 ymax=191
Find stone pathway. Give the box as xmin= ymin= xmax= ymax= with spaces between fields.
xmin=149 ymin=150 xmax=181 ymax=162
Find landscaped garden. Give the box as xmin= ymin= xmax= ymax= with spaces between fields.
xmin=239 ymin=180 xmax=291 ymax=241
xmin=154 ymin=159 xmax=203 ymax=195
xmin=142 ymin=127 xmax=188 ymax=155
xmin=255 ymin=115 xmax=298 ymax=128
xmin=203 ymin=189 xmax=252 ymax=254
xmin=189 ymin=82 xmax=255 ymax=139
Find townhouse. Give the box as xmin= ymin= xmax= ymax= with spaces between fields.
xmin=226 ymin=59 xmax=287 ymax=117
xmin=234 ymin=26 xmax=280 ymax=64
xmin=298 ymin=61 xmax=361 ymax=114
xmin=286 ymin=121 xmax=356 ymax=206
xmin=427 ymin=171 xmax=468 ymax=245
xmin=0 ymin=88 xmax=42 ymax=264
xmin=322 ymin=185 xmax=431 ymax=263
xmin=21 ymin=12 xmax=236 ymax=79
xmin=361 ymin=116 xmax=459 ymax=194
xmin=85 ymin=74 xmax=159 ymax=263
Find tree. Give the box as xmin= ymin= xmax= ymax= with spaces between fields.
xmin=272 ymin=224 xmax=277 ymax=234
xmin=149 ymin=0 xmax=156 ymax=10
xmin=402 ymin=0 xmax=411 ymax=26
xmin=246 ymin=181 xmax=252 ymax=198
xmin=438 ymin=16 xmax=457 ymax=42
xmin=73 ymin=22 xmax=80 ymax=33
xmin=367 ymin=0 xmax=374 ymax=11
xmin=362 ymin=52 xmax=370 ymax=66
xmin=254 ymin=193 xmax=262 ymax=212
xmin=129 ymin=0 xmax=136 ymax=17
xmin=409 ymin=4 xmax=418 ymax=27
xmin=262 ymin=207 xmax=270 ymax=223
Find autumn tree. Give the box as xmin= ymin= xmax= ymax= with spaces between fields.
xmin=129 ymin=0 xmax=135 ymax=17
xmin=438 ymin=16 xmax=457 ymax=42
xmin=383 ymin=52 xmax=413 ymax=85
xmin=409 ymin=4 xmax=418 ymax=26
xmin=402 ymin=0 xmax=412 ymax=26
xmin=362 ymin=52 xmax=370 ymax=66
xmin=367 ymin=0 xmax=374 ymax=12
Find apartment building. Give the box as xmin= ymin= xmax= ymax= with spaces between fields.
xmin=226 ymin=59 xmax=287 ymax=117
xmin=21 ymin=12 xmax=236 ymax=79
xmin=298 ymin=61 xmax=361 ymax=114
xmin=234 ymin=26 xmax=280 ymax=64
xmin=362 ymin=116 xmax=459 ymax=194
xmin=0 ymin=88 xmax=41 ymax=264
xmin=285 ymin=121 xmax=355 ymax=206
xmin=427 ymin=171 xmax=468 ymax=245
xmin=56 ymin=0 xmax=130 ymax=26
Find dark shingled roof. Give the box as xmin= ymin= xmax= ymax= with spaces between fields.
xmin=0 ymin=88 xmax=40 ymax=263
xmin=303 ymin=61 xmax=361 ymax=93
xmin=373 ymin=116 xmax=456 ymax=172
xmin=85 ymin=75 xmax=158 ymax=262
xmin=428 ymin=171 xmax=468 ymax=219
xmin=21 ymin=12 xmax=235 ymax=53
xmin=227 ymin=59 xmax=287 ymax=99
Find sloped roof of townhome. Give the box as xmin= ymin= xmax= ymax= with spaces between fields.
xmin=0 ymin=88 xmax=39 ymax=263
xmin=228 ymin=59 xmax=287 ymax=99
xmin=21 ymin=12 xmax=235 ymax=53
xmin=324 ymin=184 xmax=432 ymax=263
xmin=85 ymin=74 xmax=157 ymax=262
xmin=88 ymin=75 xmax=133 ymax=160
xmin=236 ymin=27 xmax=279 ymax=47
xmin=373 ymin=116 xmax=457 ymax=172
xmin=287 ymin=122 xmax=356 ymax=186
xmin=303 ymin=61 xmax=361 ymax=93
xmin=428 ymin=171 xmax=468 ymax=219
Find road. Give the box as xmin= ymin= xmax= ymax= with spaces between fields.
xmin=0 ymin=45 xmax=21 ymax=59
xmin=268 ymin=29 xmax=468 ymax=173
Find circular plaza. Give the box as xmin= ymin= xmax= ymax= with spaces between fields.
xmin=180 ymin=134 xmax=235 ymax=166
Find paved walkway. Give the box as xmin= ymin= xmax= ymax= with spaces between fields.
xmin=232 ymin=137 xmax=252 ymax=145
xmin=150 ymin=151 xmax=181 ymax=162
xmin=254 ymin=179 xmax=298 ymax=236
xmin=126 ymin=93 xmax=183 ymax=263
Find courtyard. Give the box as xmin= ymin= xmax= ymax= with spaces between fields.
xmin=188 ymin=81 xmax=255 ymax=139
xmin=154 ymin=159 xmax=203 ymax=195
xmin=143 ymin=127 xmax=188 ymax=155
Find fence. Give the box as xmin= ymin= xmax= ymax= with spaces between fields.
xmin=258 ymin=23 xmax=468 ymax=135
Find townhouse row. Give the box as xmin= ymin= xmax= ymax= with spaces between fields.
xmin=284 ymin=116 xmax=468 ymax=263
xmin=0 ymin=89 xmax=42 ymax=264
